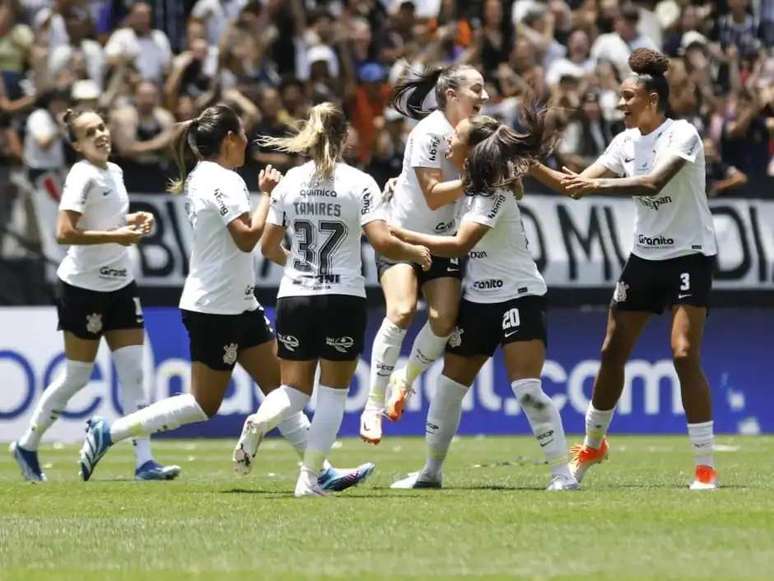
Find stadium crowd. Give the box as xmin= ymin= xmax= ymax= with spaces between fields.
xmin=0 ymin=0 xmax=772 ymax=257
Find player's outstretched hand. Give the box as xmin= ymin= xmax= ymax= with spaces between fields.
xmin=259 ymin=164 xmax=283 ymax=194
xmin=560 ymin=166 xmax=597 ymax=199
xmin=113 ymin=225 xmax=145 ymax=246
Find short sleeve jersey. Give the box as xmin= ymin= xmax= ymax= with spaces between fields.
xmin=56 ymin=160 xmax=134 ymax=291
xmin=461 ymin=189 xmax=547 ymax=303
xmin=267 ymin=161 xmax=384 ymax=299
xmin=178 ymin=161 xmax=259 ymax=314
xmin=388 ymin=109 xmax=460 ymax=235
xmin=597 ymin=118 xmax=717 ymax=260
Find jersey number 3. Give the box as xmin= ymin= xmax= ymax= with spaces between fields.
xmin=293 ymin=220 xmax=348 ymax=275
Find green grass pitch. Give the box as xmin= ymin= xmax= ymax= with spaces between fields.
xmin=1 ymin=435 xmax=773 ymax=580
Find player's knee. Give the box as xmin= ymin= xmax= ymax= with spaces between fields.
xmin=427 ymin=313 xmax=457 ymax=337
xmin=599 ymin=340 xmax=628 ymax=368
xmin=387 ymin=302 xmax=416 ymax=328
xmin=672 ymin=344 xmax=700 ymax=371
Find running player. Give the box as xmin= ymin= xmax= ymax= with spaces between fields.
xmin=77 ymin=105 xmax=375 ymax=491
xmin=231 ymin=102 xmax=431 ymax=496
xmin=10 ymin=108 xmax=180 ymax=482
xmin=388 ymin=112 xmax=578 ymax=490
xmin=529 ymin=48 xmax=719 ymax=490
xmin=361 ymin=64 xmax=489 ymax=445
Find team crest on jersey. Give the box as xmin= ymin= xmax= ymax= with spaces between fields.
xmin=277 ymin=334 xmax=300 ymax=352
xmin=613 ymin=281 xmax=630 ymax=303
xmin=448 ymin=327 xmax=463 ymax=348
xmin=85 ymin=313 xmax=103 ymax=334
xmin=222 ymin=343 xmax=238 ymax=365
xmin=325 ymin=336 xmax=354 ymax=353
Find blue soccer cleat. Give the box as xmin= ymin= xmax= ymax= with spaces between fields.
xmin=317 ymin=462 xmax=376 ymax=492
xmin=10 ymin=441 xmax=46 ymax=482
xmin=79 ymin=416 xmax=113 ymax=481
xmin=135 ymin=460 xmax=182 ymax=481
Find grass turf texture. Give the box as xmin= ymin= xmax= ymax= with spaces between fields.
xmin=1 ymin=435 xmax=772 ymax=580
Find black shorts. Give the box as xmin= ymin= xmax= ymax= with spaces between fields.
xmin=446 ymin=295 xmax=547 ymax=357
xmin=181 ymin=306 xmax=275 ymax=371
xmin=376 ymin=253 xmax=463 ymax=286
xmin=612 ymin=253 xmax=715 ymax=314
xmin=275 ymin=295 xmax=367 ymax=361
xmin=56 ymin=280 xmax=144 ymax=340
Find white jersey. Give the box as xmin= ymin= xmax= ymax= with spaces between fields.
xmin=178 ymin=161 xmax=259 ymax=314
xmin=461 ymin=189 xmax=547 ymax=303
xmin=389 ymin=109 xmax=460 ymax=235
xmin=268 ymin=161 xmax=384 ymax=299
xmin=598 ymin=118 xmax=717 ymax=260
xmin=56 ymin=160 xmax=133 ymax=292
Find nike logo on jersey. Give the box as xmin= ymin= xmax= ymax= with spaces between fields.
xmin=102 ymin=190 xmax=111 ymax=196
xmin=504 ymin=330 xmax=519 ymax=338
xmin=678 ymin=293 xmax=692 ymax=299
xmin=624 ymin=157 xmax=634 ymax=163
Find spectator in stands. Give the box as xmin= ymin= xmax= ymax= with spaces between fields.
xmin=23 ymin=88 xmax=67 ymax=183
xmin=546 ymin=28 xmax=594 ymax=87
xmin=104 ymin=1 xmax=172 ymax=85
xmin=190 ymin=0 xmax=246 ymax=46
xmin=110 ymin=80 xmax=175 ymax=192
xmin=48 ymin=4 xmax=104 ymax=90
xmin=368 ymin=106 xmax=407 ymax=187
xmin=348 ymin=62 xmax=391 ymax=166
xmin=591 ymin=4 xmax=656 ymax=79
xmin=0 ymin=0 xmax=33 ymax=98
xmin=704 ymin=136 xmax=748 ymax=197
xmin=721 ymin=87 xmax=772 ymax=187
xmin=477 ymin=0 xmax=513 ymax=78
xmin=713 ymin=0 xmax=762 ymax=59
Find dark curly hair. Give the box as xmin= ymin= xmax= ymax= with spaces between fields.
xmin=629 ymin=48 xmax=670 ymax=112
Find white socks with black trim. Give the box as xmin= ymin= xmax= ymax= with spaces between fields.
xmin=688 ymin=420 xmax=714 ymax=468
xmin=368 ymin=319 xmax=407 ymax=408
xmin=422 ymin=375 xmax=469 ymax=479
xmin=18 ymin=359 xmax=94 ymax=450
xmin=511 ymin=378 xmax=571 ymax=478
xmin=110 ymin=393 xmax=208 ymax=442
xmin=405 ymin=322 xmax=450 ymax=385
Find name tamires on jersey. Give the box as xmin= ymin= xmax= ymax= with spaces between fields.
xmin=268 ymin=161 xmax=384 ymax=299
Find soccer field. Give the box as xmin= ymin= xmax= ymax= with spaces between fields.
xmin=1 ymin=435 xmax=772 ymax=580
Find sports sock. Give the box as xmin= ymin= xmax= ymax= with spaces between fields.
xmin=302 ymin=385 xmax=348 ymax=474
xmin=511 ymin=378 xmax=571 ymax=478
xmin=251 ymin=385 xmax=310 ymax=433
xmin=423 ymin=375 xmax=468 ymax=479
xmin=368 ymin=318 xmax=407 ymax=408
xmin=112 ymin=345 xmax=153 ymax=468
xmin=583 ymin=403 xmax=615 ymax=449
xmin=687 ymin=420 xmax=714 ymax=468
xmin=19 ymin=360 xmax=94 ymax=450
xmin=110 ymin=393 xmax=208 ymax=442
xmin=405 ymin=322 xmax=450 ymax=384
xmin=277 ymin=411 xmax=310 ymax=459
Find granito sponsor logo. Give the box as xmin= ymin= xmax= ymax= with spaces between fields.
xmin=99 ymin=267 xmax=128 ymax=278
xmin=487 ymin=194 xmax=505 ymax=219
xmin=427 ymin=135 xmax=440 ymax=161
xmin=469 ymin=250 xmax=488 ymax=259
xmin=473 ymin=279 xmax=504 ymax=290
xmin=637 ymin=234 xmax=675 ymax=247
xmin=638 ymin=195 xmax=672 ymax=211
xmin=213 ymin=188 xmax=228 ymax=216
xmin=434 ymin=219 xmax=455 ymax=233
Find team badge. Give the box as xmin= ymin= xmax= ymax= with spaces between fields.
xmin=613 ymin=281 xmax=630 ymax=303
xmin=86 ymin=313 xmax=103 ymax=334
xmin=448 ymin=327 xmax=463 ymax=348
xmin=223 ymin=343 xmax=238 ymax=365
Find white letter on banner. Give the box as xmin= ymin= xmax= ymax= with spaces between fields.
xmin=568 ymin=360 xmax=599 ymax=413
xmin=155 ymin=358 xmax=191 ymax=400
xmin=619 ymin=360 xmax=683 ymax=415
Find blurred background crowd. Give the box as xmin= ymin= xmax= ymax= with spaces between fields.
xmin=0 ymin=0 xmax=772 ymax=261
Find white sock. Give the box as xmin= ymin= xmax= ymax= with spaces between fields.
xmin=423 ymin=375 xmax=468 ymax=479
xmin=687 ymin=420 xmax=714 ymax=468
xmin=368 ymin=318 xmax=407 ymax=408
xmin=18 ymin=360 xmax=93 ymax=450
xmin=277 ymin=411 xmax=310 ymax=459
xmin=511 ymin=379 xmax=571 ymax=478
xmin=303 ymin=385 xmax=348 ymax=474
xmin=110 ymin=393 xmax=208 ymax=442
xmin=112 ymin=345 xmax=153 ymax=468
xmin=405 ymin=322 xmax=450 ymax=384
xmin=584 ymin=403 xmax=615 ymax=449
xmin=252 ymin=385 xmax=310 ymax=433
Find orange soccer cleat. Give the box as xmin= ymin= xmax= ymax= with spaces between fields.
xmin=385 ymin=369 xmax=414 ymax=422
xmin=689 ymin=464 xmax=718 ymax=490
xmin=569 ymin=438 xmax=609 ymax=483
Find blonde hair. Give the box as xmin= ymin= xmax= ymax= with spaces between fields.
xmin=256 ymin=102 xmax=347 ymax=180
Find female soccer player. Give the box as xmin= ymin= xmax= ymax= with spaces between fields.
xmin=529 ymin=48 xmax=719 ymax=490
xmin=231 ymin=102 xmax=431 ymax=496
xmin=388 ymin=112 xmax=578 ymax=491
xmin=78 ymin=105 xmax=376 ymax=492
xmin=360 ymin=64 xmax=489 ymax=445
xmin=11 ymin=108 xmax=180 ymax=482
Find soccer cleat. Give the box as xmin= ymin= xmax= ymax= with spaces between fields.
xmin=318 ymin=462 xmax=376 ymax=492
xmin=359 ymin=406 xmax=385 ymax=444
xmin=79 ymin=416 xmax=113 ymax=481
xmin=135 ymin=460 xmax=182 ymax=481
xmin=385 ymin=368 xmax=415 ymax=422
xmin=295 ymin=467 xmax=328 ymax=497
xmin=569 ymin=438 xmax=609 ymax=483
xmin=10 ymin=441 xmax=46 ymax=482
xmin=689 ymin=464 xmax=718 ymax=490
xmin=232 ymin=415 xmax=266 ymax=476
xmin=546 ymin=473 xmax=580 ymax=491
xmin=390 ymin=470 xmax=442 ymax=489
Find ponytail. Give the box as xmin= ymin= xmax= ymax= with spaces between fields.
xmin=390 ymin=64 xmax=478 ymax=119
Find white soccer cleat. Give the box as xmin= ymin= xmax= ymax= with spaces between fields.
xmin=294 ymin=467 xmax=328 ymax=497
xmin=546 ymin=473 xmax=580 ymax=491
xmin=359 ymin=406 xmax=384 ymax=445
xmin=390 ymin=470 xmax=442 ymax=489
xmin=232 ymin=415 xmax=266 ymax=476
